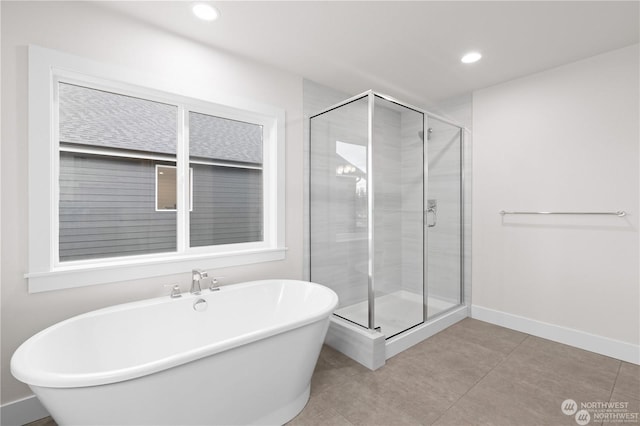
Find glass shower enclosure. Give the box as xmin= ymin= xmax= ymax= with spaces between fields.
xmin=310 ymin=91 xmax=463 ymax=339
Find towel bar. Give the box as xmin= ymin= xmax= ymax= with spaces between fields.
xmin=499 ymin=210 xmax=626 ymax=217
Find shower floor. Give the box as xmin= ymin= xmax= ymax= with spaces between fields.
xmin=334 ymin=290 xmax=458 ymax=338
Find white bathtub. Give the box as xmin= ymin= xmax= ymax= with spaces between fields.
xmin=11 ymin=279 xmax=338 ymax=425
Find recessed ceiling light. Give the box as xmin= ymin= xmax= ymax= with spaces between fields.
xmin=192 ymin=3 xmax=219 ymax=21
xmin=461 ymin=52 xmax=482 ymax=64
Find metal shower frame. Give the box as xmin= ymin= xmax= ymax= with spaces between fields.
xmin=309 ymin=89 xmax=467 ymax=332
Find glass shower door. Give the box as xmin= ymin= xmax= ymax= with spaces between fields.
xmin=425 ymin=116 xmax=463 ymax=319
xmin=372 ymin=95 xmax=425 ymax=338
xmin=310 ymin=95 xmax=370 ymax=329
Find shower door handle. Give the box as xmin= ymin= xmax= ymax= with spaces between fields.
xmin=426 ymin=200 xmax=437 ymax=228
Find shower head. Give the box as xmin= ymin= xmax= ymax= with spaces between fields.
xmin=418 ymin=128 xmax=433 ymax=142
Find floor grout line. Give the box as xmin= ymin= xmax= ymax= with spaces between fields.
xmin=608 ymin=361 xmax=623 ymax=402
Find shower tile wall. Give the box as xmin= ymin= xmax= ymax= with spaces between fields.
xmin=372 ymin=101 xmax=404 ymax=298
xmin=400 ymin=112 xmax=424 ymax=296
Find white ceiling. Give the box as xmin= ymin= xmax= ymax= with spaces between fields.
xmin=99 ymin=1 xmax=639 ymax=107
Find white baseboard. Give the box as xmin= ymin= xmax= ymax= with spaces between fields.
xmin=472 ymin=305 xmax=640 ymax=365
xmin=1 ymin=395 xmax=49 ymax=426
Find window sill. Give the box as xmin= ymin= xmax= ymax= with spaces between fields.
xmin=25 ymin=247 xmax=287 ymax=293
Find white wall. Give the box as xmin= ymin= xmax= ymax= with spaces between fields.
xmin=472 ymin=45 xmax=639 ymax=361
xmin=1 ymin=1 xmax=303 ymax=407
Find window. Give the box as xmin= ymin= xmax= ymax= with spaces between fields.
xmin=26 ymin=46 xmax=286 ymax=292
xmin=188 ymin=111 xmax=264 ymax=247
xmin=155 ymin=166 xmax=193 ymax=212
xmin=58 ymin=83 xmax=179 ymax=262
xmin=157 ymin=165 xmax=179 ymax=211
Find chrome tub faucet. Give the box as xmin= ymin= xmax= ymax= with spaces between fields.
xmin=191 ymin=269 xmax=208 ymax=295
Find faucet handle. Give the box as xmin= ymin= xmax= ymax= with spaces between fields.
xmin=164 ymin=283 xmax=182 ymax=298
xmin=192 ymin=269 xmax=208 ymax=280
xmin=209 ymin=276 xmax=225 ymax=292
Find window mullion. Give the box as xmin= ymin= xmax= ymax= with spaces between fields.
xmin=176 ymin=105 xmax=189 ymax=253
xmin=52 ymin=77 xmax=61 ymax=268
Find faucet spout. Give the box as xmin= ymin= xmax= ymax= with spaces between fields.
xmin=191 ymin=269 xmax=208 ymax=295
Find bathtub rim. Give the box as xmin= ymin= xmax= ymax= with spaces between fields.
xmin=11 ymin=279 xmax=338 ymax=389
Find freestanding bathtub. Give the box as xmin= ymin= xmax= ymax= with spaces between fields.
xmin=11 ymin=279 xmax=338 ymax=425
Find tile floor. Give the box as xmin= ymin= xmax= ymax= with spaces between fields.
xmin=27 ymin=318 xmax=639 ymax=426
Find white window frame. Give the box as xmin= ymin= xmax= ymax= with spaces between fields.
xmin=155 ymin=165 xmax=193 ymax=212
xmin=26 ymin=45 xmax=286 ymax=293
